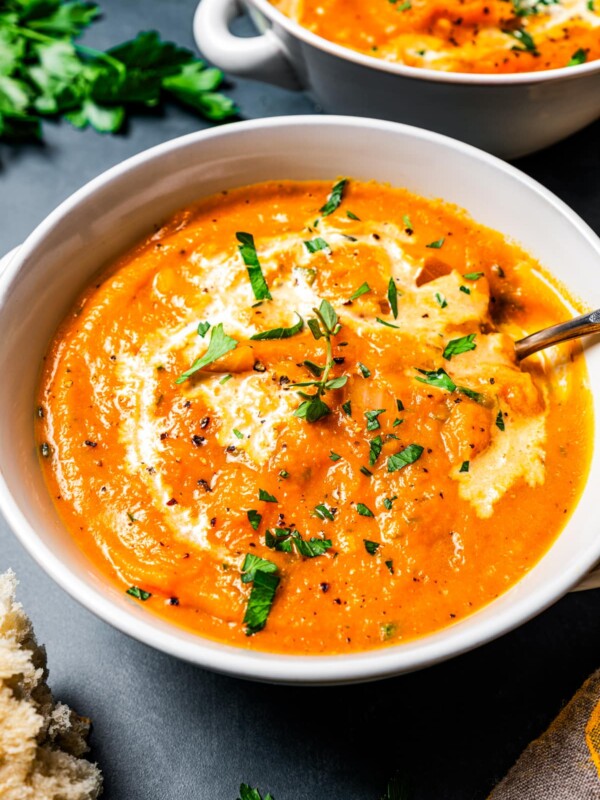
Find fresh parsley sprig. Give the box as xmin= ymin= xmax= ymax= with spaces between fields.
xmin=291 ymin=299 xmax=348 ymax=422
xmin=240 ymin=554 xmax=279 ymax=636
xmin=0 ymin=1 xmax=237 ymax=142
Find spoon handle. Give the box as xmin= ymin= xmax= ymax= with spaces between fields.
xmin=515 ymin=309 xmax=600 ymax=360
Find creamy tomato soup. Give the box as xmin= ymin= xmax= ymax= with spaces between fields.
xmin=37 ymin=180 xmax=592 ymax=654
xmin=272 ymin=0 xmax=600 ymax=73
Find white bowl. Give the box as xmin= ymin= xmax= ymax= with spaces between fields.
xmin=1 ymin=116 xmax=599 ymax=684
xmin=194 ymin=0 xmax=600 ymax=159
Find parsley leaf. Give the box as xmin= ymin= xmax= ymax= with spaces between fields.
xmin=357 ymin=503 xmax=375 ymax=517
xmin=358 ymin=362 xmax=371 ymax=378
xmin=176 ymin=323 xmax=237 ymax=383
xmin=240 ymin=553 xmax=278 ymax=584
xmin=265 ymin=527 xmax=332 ymax=557
xmin=236 ymin=232 xmax=272 ymax=301
xmin=463 ymin=271 xmax=484 ymax=280
xmin=126 ymin=585 xmax=151 ymax=601
xmin=320 ymin=178 xmax=347 ymax=216
xmin=197 ymin=320 xmax=211 ymax=338
xmin=242 ymin=564 xmax=280 ymax=635
xmin=383 ymin=495 xmax=398 ymax=510
xmin=238 ymin=786 xmax=275 ymax=800
xmin=387 ymin=443 xmax=424 ymax=472
xmin=369 ymin=435 xmax=383 ymax=466
xmin=250 ymin=312 xmax=303 ymax=340
xmin=376 ymin=317 xmax=400 ymax=329
xmin=415 ymin=368 xmax=483 ymax=403
xmin=258 ymin=489 xmax=277 ymax=503
xmin=443 ymin=334 xmax=477 ymax=360
xmin=568 ymin=48 xmax=587 ymax=66
xmin=342 ymin=400 xmax=352 ymax=416
xmin=459 ymin=460 xmax=470 ymax=473
xmin=496 ymin=409 xmax=506 ymax=431
xmin=505 ymin=27 xmax=537 ymax=52
xmin=247 ymin=509 xmax=262 ymax=530
xmin=426 ymin=237 xmax=445 ymax=249
xmin=365 ymin=408 xmax=386 ymax=431
xmin=304 ymin=237 xmax=331 ymax=254
xmin=388 ymin=277 xmax=399 ymax=318
xmin=346 ymin=210 xmax=360 ymax=220
xmin=329 ymin=450 xmax=342 ymax=461
xmin=0 ymin=17 xmax=236 ymax=144
xmin=350 ymin=282 xmax=371 ymax=301
xmin=435 ymin=292 xmax=448 ymax=309
xmin=364 ymin=539 xmax=380 ymax=554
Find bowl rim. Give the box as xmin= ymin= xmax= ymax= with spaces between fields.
xmin=2 ymin=114 xmax=600 ymax=684
xmin=250 ymin=0 xmax=600 ymax=86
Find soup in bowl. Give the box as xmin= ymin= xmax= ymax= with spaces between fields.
xmin=194 ymin=0 xmax=600 ymax=158
xmin=1 ymin=116 xmax=600 ymax=682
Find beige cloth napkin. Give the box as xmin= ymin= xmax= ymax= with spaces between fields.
xmin=489 ymin=669 xmax=600 ymax=799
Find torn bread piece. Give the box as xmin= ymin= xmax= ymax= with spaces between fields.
xmin=0 ymin=570 xmax=102 ymax=800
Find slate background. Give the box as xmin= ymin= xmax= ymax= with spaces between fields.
xmin=1 ymin=1 xmax=600 ymax=798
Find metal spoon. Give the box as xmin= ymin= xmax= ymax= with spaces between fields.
xmin=515 ymin=309 xmax=600 ymax=360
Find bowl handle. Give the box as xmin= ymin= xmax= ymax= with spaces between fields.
xmin=193 ymin=0 xmax=300 ymax=89
xmin=571 ymin=564 xmax=600 ymax=592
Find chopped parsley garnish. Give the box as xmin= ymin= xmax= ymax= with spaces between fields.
xmin=415 ymin=368 xmax=483 ymax=402
xmin=197 ymin=321 xmax=211 ymax=337
xmin=304 ymin=237 xmax=331 ymax=254
xmin=459 ymin=285 xmax=471 ymax=295
xmin=360 ymin=466 xmax=373 ymax=477
xmin=247 ymin=509 xmax=262 ymax=530
xmin=426 ymin=237 xmax=445 ymax=249
xmin=512 ymin=0 xmax=558 ymax=15
xmin=459 ymin=461 xmax=470 ymax=473
xmin=126 ymin=586 xmax=151 ymax=601
xmin=435 ymin=292 xmax=448 ymax=309
xmin=385 ymin=559 xmax=394 ymax=574
xmin=364 ymin=539 xmax=380 ymax=554
xmin=342 ymin=400 xmax=352 ymax=416
xmin=250 ymin=313 xmax=304 ymax=340
xmin=496 ymin=409 xmax=506 ymax=431
xmin=365 ymin=408 xmax=386 ymax=431
xmin=233 ymin=428 xmax=244 ymax=439
xmin=396 ymin=0 xmax=412 ymax=10
xmin=357 ymin=503 xmax=375 ymax=517
xmin=220 ymin=374 xmax=232 ymax=385
xmin=505 ymin=27 xmax=537 ymax=52
xmin=387 ymin=443 xmax=424 ymax=473
xmin=402 ymin=213 xmax=413 ymax=232
xmin=320 ymin=178 xmax=347 ymax=216
xmin=346 ymin=210 xmax=361 ymax=221
xmin=350 ymin=282 xmax=371 ymax=301
xmin=292 ymin=300 xmax=347 ymax=422
xmin=265 ymin=527 xmax=332 ymax=557
xmin=369 ymin=435 xmax=383 ymax=466
xmin=240 ymin=555 xmax=280 ymax=635
xmin=568 ymin=48 xmax=588 ymax=66
xmin=388 ymin=277 xmax=399 ymax=318
xmin=396 ymin=399 xmax=405 ymax=412
xmin=279 ymin=469 xmax=289 ymax=478
xmin=241 ymin=554 xmax=278 ymax=584
xmin=376 ymin=317 xmax=400 ymax=329
xmin=358 ymin=362 xmax=371 ymax=378
xmin=176 ymin=323 xmax=237 ymax=384
xmin=258 ymin=489 xmax=278 ymax=503
xmin=443 ymin=334 xmax=477 ymax=360
xmin=329 ymin=450 xmax=342 ymax=461
xmin=393 ymin=418 xmax=403 ymax=427
xmin=314 ymin=503 xmax=336 ymax=521
xmin=463 ymin=271 xmax=484 ymax=281
xmin=383 ymin=495 xmax=398 ymax=510
xmin=236 ymin=232 xmax=272 ymax=301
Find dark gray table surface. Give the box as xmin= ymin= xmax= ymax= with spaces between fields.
xmin=1 ymin=2 xmax=600 ymax=798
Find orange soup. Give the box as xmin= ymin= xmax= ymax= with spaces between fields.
xmin=272 ymin=0 xmax=600 ymax=73
xmin=37 ymin=179 xmax=593 ymax=654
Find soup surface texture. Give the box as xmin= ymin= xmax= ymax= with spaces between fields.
xmin=38 ymin=179 xmax=592 ymax=655
xmin=271 ymin=0 xmax=600 ymax=73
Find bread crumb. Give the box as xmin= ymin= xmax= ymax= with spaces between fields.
xmin=0 ymin=570 xmax=102 ymax=799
